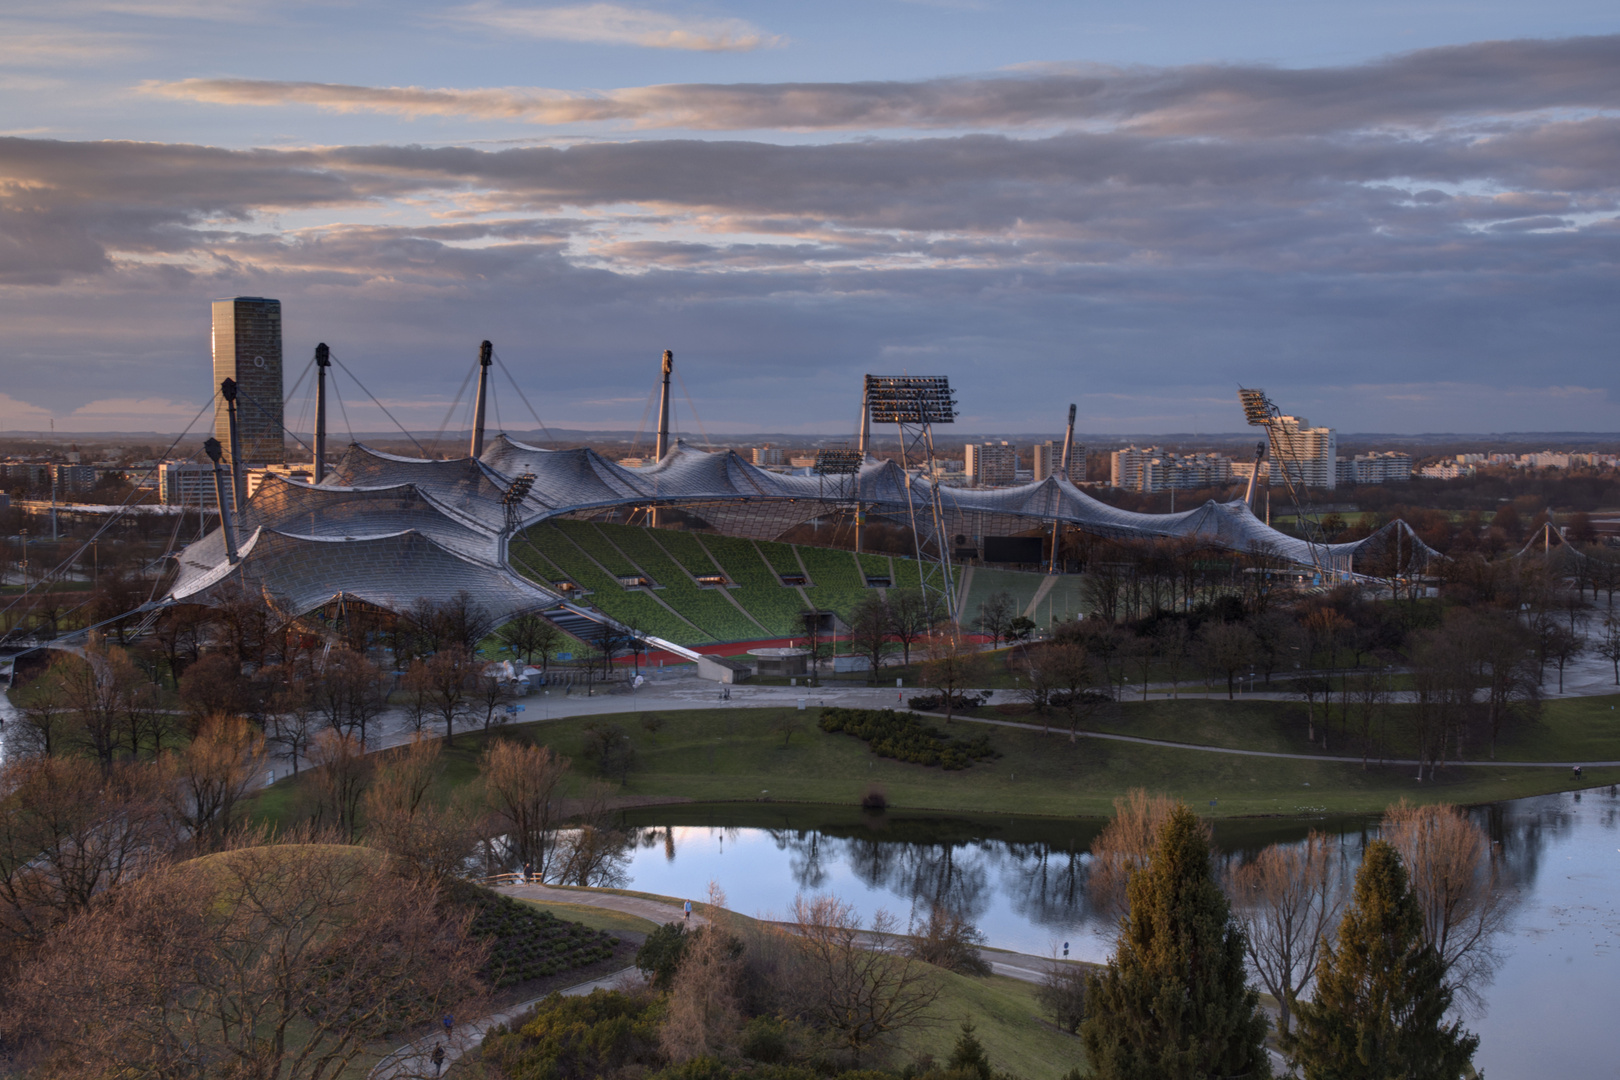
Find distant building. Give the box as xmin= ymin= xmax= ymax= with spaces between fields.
xmin=51 ymin=463 xmax=98 ymax=495
xmin=751 ymin=446 xmax=784 ymax=467
xmin=246 ymin=464 xmax=313 ymax=498
xmin=965 ymin=441 xmax=1018 ymax=487
xmin=212 ymin=297 xmax=286 ymax=466
xmin=0 ymin=461 xmax=50 ymax=489
xmin=160 ymin=460 xmax=228 ymax=509
xmin=1419 ymin=461 xmax=1475 ymax=480
xmin=1267 ymin=416 xmax=1336 ymax=489
xmin=1032 ymin=439 xmax=1084 ymax=481
xmin=1335 ymin=451 xmax=1412 ymax=486
xmin=1111 ymin=446 xmax=1235 ymax=492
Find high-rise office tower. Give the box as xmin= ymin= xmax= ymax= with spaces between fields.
xmin=212 ymin=297 xmax=285 ymax=465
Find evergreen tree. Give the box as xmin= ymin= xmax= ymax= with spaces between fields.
xmin=1287 ymin=840 xmax=1478 ymax=1080
xmin=1081 ymin=805 xmax=1271 ymax=1079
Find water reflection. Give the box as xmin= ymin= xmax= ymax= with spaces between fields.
xmin=611 ymin=791 xmax=1620 ymax=1075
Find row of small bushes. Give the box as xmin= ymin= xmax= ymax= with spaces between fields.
xmin=448 ymin=882 xmax=622 ymax=989
xmin=907 ymin=692 xmax=987 ymax=713
xmin=818 ymin=707 xmax=997 ymax=771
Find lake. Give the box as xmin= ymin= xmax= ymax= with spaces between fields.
xmin=606 ymin=789 xmax=1620 ymax=1079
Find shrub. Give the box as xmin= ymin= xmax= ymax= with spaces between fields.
xmin=481 ymin=988 xmax=663 ymax=1077
xmin=907 ymin=692 xmax=987 ymax=712
xmin=906 ymin=905 xmax=991 ymax=977
xmin=442 ymin=880 xmax=620 ymax=988
xmin=636 ymin=921 xmax=690 ymax=989
xmin=860 ymin=784 xmax=888 ymax=812
xmin=818 ymin=708 xmax=997 ymax=770
xmin=1036 ymin=961 xmax=1089 ymax=1033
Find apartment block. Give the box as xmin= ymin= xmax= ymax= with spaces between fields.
xmin=964 ymin=441 xmax=1018 ymax=487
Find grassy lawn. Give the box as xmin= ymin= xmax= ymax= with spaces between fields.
xmin=512 ymin=898 xmax=660 ymax=937
xmin=893 ymin=970 xmax=1084 ymax=1080
xmin=247 ymin=701 xmax=1620 ymax=826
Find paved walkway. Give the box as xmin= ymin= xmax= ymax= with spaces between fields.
xmin=368 ymin=964 xmax=637 ymax=1080
xmin=500 ymin=882 xmax=709 ymax=929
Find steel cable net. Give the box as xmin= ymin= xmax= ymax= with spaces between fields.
xmin=167 ymin=434 xmax=1438 ymax=626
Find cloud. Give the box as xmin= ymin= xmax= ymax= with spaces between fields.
xmin=450 ymin=2 xmax=780 ymax=51
xmin=144 ymin=34 xmax=1620 ymax=131
xmin=0 ymin=25 xmax=139 ymax=66
xmin=8 ymin=35 xmax=1620 ymax=431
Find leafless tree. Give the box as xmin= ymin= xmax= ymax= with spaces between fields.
xmin=916 ymin=628 xmax=985 ymax=723
xmin=307 ymin=729 xmax=373 ymax=841
xmin=1381 ymin=802 xmax=1513 ymax=1006
xmin=13 ymin=677 xmax=72 ymax=757
xmin=471 ymin=663 xmax=515 ymax=732
xmin=415 ymin=645 xmax=478 ymax=746
xmin=160 ymin=716 xmax=265 ymax=852
xmin=1040 ymin=638 xmax=1102 ymax=743
xmin=363 ymin=736 xmax=482 ymax=882
xmin=849 ymin=593 xmax=891 ymax=677
xmin=1198 ymin=620 xmax=1259 ymax=700
xmin=789 ymin=894 xmax=940 ymax=1064
xmin=887 ymin=588 xmax=934 ymax=669
xmin=312 ymin=647 xmax=389 ymax=747
xmin=500 ymin=612 xmax=561 ymax=668
xmin=0 ymin=756 xmax=171 ymax=955
xmin=1597 ymin=617 xmax=1620 ymax=685
xmin=9 ymin=843 xmax=488 ymax=1080
xmin=1154 ymin=620 xmax=1191 ymax=699
xmin=1087 ymin=788 xmax=1181 ymax=931
xmin=1229 ymin=832 xmax=1347 ymax=1035
xmin=266 ymin=672 xmax=320 ymax=775
xmin=1543 ymin=623 xmax=1583 ymax=694
xmin=480 ymin=739 xmax=571 ymax=880
xmin=973 ymin=590 xmax=1017 ymax=648
xmin=661 ymin=897 xmax=745 ymax=1061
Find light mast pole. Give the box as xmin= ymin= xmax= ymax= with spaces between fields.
xmin=470 ymin=340 xmax=493 ymax=458
xmin=313 ymin=343 xmax=330 ymax=483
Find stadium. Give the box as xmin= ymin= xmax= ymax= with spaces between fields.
xmin=164 ymin=351 xmax=1436 ymax=670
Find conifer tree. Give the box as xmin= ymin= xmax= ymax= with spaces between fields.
xmin=1287 ymin=840 xmax=1478 ymax=1080
xmin=1081 ymin=804 xmax=1271 ymax=1079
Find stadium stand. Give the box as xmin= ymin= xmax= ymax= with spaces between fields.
xmin=695 ymin=533 xmax=810 ymax=637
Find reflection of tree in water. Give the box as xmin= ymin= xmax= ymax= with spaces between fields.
xmin=772 ymin=830 xmax=832 ymax=893
xmin=843 ymin=837 xmax=993 ymax=924
xmin=995 ymin=841 xmax=1096 ymax=932
xmin=550 ymin=826 xmax=633 ymax=888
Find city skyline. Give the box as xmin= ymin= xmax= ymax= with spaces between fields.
xmin=1 ymin=2 xmax=1617 ymax=435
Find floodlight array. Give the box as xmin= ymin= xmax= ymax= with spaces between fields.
xmin=814 ymin=449 xmax=863 ymax=475
xmin=1238 ymin=388 xmax=1275 ymax=427
xmin=865 ymin=375 xmax=957 ymax=425
xmin=502 ymin=471 xmax=537 ymax=505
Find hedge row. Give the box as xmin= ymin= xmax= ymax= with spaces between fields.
xmin=817 ymin=707 xmax=998 ymax=771
xmin=451 ymin=883 xmax=622 ymax=989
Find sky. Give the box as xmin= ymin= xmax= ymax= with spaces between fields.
xmin=2 ymin=1 xmax=1618 ymax=438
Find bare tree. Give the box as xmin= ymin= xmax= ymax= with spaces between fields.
xmin=307 ymin=729 xmax=373 ymax=841
xmin=420 ymin=646 xmax=477 ymax=746
xmin=887 ymin=588 xmax=934 ymax=669
xmin=661 ymin=898 xmax=745 ymax=1061
xmin=500 ymin=612 xmax=561 ymax=668
xmin=789 ymin=894 xmax=940 ymax=1064
xmin=849 ymin=593 xmax=891 ymax=678
xmin=1381 ymin=801 xmax=1512 ymax=1005
xmin=916 ymin=629 xmax=985 ymax=723
xmin=266 ymin=672 xmax=320 ymax=775
xmin=161 ymin=716 xmax=265 ymax=852
xmin=0 ymin=756 xmax=171 ymax=954
xmin=1198 ymin=621 xmax=1259 ymax=700
xmin=480 ymin=740 xmax=572 ymax=880
xmin=13 ymin=677 xmax=72 ymax=757
xmin=1543 ymin=623 xmax=1583 ymax=694
xmin=10 ymin=843 xmax=487 ymax=1080
xmin=1041 ymin=638 xmax=1101 ymax=744
xmin=472 ymin=663 xmax=514 ymax=732
xmin=1597 ymin=617 xmax=1620 ymax=685
xmin=363 ymin=737 xmax=482 ymax=882
xmin=1154 ymin=620 xmax=1191 ymax=699
xmin=312 ymin=648 xmax=388 ymax=747
xmin=1087 ymin=788 xmax=1180 ymax=930
xmin=974 ymin=590 xmax=1017 ymax=648
xmin=1348 ymin=669 xmax=1393 ymax=768
xmin=1230 ymin=832 xmax=1346 ymax=1035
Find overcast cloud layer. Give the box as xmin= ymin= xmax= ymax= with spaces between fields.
xmin=2 ymin=21 xmax=1618 ymax=435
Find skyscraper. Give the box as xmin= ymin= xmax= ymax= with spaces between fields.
xmin=212 ymin=297 xmax=285 ymax=465
xmin=1267 ymin=415 xmax=1336 ymax=489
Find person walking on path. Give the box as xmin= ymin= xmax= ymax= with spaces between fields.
xmin=684 ymin=899 xmax=692 ymax=921
xmin=431 ymin=1044 xmax=445 ymax=1078
xmin=442 ymin=1013 xmax=454 ymax=1038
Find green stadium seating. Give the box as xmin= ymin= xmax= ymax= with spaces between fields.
xmin=695 ymin=534 xmax=810 ymax=637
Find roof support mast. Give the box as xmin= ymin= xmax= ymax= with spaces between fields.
xmin=313 ymin=343 xmax=331 ymax=484
xmin=221 ymin=377 xmax=246 ymax=516
xmin=655 ymin=349 xmax=674 ymax=461
xmin=1050 ymin=402 xmax=1076 ymax=574
xmin=470 ymin=340 xmax=493 ymax=458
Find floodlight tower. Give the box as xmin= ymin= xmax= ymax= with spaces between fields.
xmin=501 ymin=471 xmax=537 ymax=534
xmin=814 ymin=449 xmax=863 ymax=549
xmin=863 ymin=375 xmax=959 ymax=621
xmin=1238 ymin=387 xmax=1327 ymax=577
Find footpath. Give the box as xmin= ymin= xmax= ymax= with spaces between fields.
xmin=369 ymin=882 xmax=1064 ymax=1079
